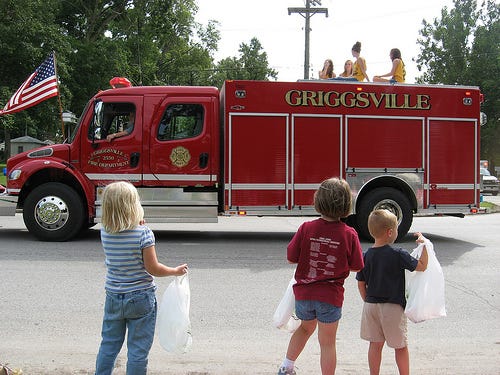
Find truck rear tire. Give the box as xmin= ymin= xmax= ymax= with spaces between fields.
xmin=23 ymin=182 xmax=85 ymax=241
xmin=356 ymin=187 xmax=413 ymax=242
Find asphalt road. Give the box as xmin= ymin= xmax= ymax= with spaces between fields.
xmin=0 ymin=204 xmax=499 ymax=374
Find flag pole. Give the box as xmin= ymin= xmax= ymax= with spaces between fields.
xmin=52 ymin=51 xmax=65 ymax=140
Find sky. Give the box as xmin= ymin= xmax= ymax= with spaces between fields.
xmin=195 ymin=0 xmax=455 ymax=84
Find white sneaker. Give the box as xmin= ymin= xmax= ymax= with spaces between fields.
xmin=277 ymin=366 xmax=296 ymax=375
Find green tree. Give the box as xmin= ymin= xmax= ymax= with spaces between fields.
xmin=0 ymin=0 xmax=278 ymax=160
xmin=468 ymin=1 xmax=500 ymax=167
xmin=58 ymin=0 xmax=220 ymax=109
xmin=415 ymin=0 xmax=500 ymax=167
xmin=415 ymin=0 xmax=479 ymax=84
xmin=0 ymin=0 xmax=71 ymax=156
xmin=211 ymin=37 xmax=278 ymax=88
xmin=56 ymin=0 xmax=131 ymax=112
xmin=106 ymin=0 xmax=220 ymax=86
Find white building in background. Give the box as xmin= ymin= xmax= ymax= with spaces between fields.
xmin=9 ymin=136 xmax=50 ymax=156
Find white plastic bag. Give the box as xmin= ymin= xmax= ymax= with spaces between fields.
xmin=272 ymin=277 xmax=301 ymax=332
xmin=405 ymin=239 xmax=446 ymax=323
xmin=157 ymin=274 xmax=192 ymax=353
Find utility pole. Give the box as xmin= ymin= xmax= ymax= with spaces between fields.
xmin=288 ymin=0 xmax=328 ymax=79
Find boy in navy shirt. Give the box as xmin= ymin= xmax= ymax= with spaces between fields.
xmin=356 ymin=209 xmax=428 ymax=375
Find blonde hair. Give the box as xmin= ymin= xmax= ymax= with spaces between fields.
xmin=314 ymin=177 xmax=352 ymax=219
xmin=101 ymin=181 xmax=144 ymax=233
xmin=368 ymin=209 xmax=397 ymax=238
xmin=340 ymin=60 xmax=353 ymax=77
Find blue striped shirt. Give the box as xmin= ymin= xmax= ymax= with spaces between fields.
xmin=101 ymin=225 xmax=156 ymax=293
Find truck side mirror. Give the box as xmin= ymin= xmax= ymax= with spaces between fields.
xmin=480 ymin=112 xmax=487 ymax=126
xmin=92 ymin=100 xmax=104 ymax=144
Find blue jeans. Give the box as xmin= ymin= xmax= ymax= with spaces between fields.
xmin=95 ymin=288 xmax=157 ymax=375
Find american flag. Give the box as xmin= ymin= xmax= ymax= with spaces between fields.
xmin=0 ymin=52 xmax=59 ymax=116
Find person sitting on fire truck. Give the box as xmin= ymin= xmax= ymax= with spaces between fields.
xmin=339 ymin=60 xmax=353 ymax=78
xmin=107 ymin=112 xmax=134 ymax=141
xmin=351 ymin=41 xmax=369 ymax=82
xmin=318 ymin=59 xmax=336 ymax=79
xmin=373 ymin=48 xmax=406 ymax=83
xmin=333 ymin=59 xmax=358 ymax=81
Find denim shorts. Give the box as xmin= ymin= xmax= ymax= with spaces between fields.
xmin=295 ymin=299 xmax=342 ymax=323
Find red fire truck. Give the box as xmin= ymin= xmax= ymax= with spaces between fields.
xmin=1 ymin=79 xmax=483 ymax=241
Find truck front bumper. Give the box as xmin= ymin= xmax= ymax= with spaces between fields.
xmin=481 ymin=183 xmax=499 ymax=195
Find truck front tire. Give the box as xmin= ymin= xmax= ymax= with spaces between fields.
xmin=356 ymin=187 xmax=413 ymax=242
xmin=23 ymin=182 xmax=85 ymax=241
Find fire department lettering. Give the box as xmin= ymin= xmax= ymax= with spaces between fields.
xmin=285 ymin=90 xmax=431 ymax=110
xmin=88 ymin=148 xmax=129 ymax=168
xmin=170 ymin=146 xmax=191 ymax=167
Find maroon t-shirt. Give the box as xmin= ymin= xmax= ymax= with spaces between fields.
xmin=288 ymin=218 xmax=364 ymax=307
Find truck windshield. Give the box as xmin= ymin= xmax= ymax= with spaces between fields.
xmin=67 ymin=101 xmax=91 ymax=143
xmin=480 ymin=168 xmax=491 ymax=176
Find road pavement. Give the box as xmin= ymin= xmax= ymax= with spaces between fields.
xmin=0 ymin=200 xmax=499 ymax=374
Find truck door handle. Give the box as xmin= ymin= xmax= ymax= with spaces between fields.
xmin=130 ymin=152 xmax=140 ymax=168
xmin=199 ymin=153 xmax=209 ymax=168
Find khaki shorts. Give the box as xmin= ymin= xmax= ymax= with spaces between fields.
xmin=360 ymin=302 xmax=408 ymax=348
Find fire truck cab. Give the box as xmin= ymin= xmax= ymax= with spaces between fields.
xmin=3 ymin=79 xmax=483 ymax=241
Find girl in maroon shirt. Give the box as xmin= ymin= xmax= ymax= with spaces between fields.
xmin=278 ymin=177 xmax=364 ymax=375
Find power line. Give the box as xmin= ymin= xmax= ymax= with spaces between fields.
xmin=288 ymin=0 xmax=328 ymax=79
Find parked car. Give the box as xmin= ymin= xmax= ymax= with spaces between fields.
xmin=480 ymin=167 xmax=499 ymax=196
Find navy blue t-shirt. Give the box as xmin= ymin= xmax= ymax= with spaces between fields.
xmin=356 ymin=245 xmax=418 ymax=308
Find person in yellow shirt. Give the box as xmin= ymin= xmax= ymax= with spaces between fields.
xmin=351 ymin=41 xmax=369 ymax=82
xmin=339 ymin=60 xmax=353 ymax=78
xmin=318 ymin=59 xmax=336 ymax=79
xmin=373 ymin=48 xmax=406 ymax=83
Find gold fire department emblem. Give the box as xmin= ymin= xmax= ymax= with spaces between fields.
xmin=170 ymin=146 xmax=191 ymax=167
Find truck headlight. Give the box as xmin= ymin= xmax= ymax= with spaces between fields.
xmin=9 ymin=169 xmax=22 ymax=180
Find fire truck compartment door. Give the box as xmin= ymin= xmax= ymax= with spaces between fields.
xmin=226 ymin=113 xmax=288 ymax=209
xmin=291 ymin=114 xmax=342 ymax=208
xmin=346 ymin=116 xmax=424 ymax=170
xmin=226 ymin=113 xmax=343 ymax=211
xmin=427 ymin=118 xmax=478 ymax=206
